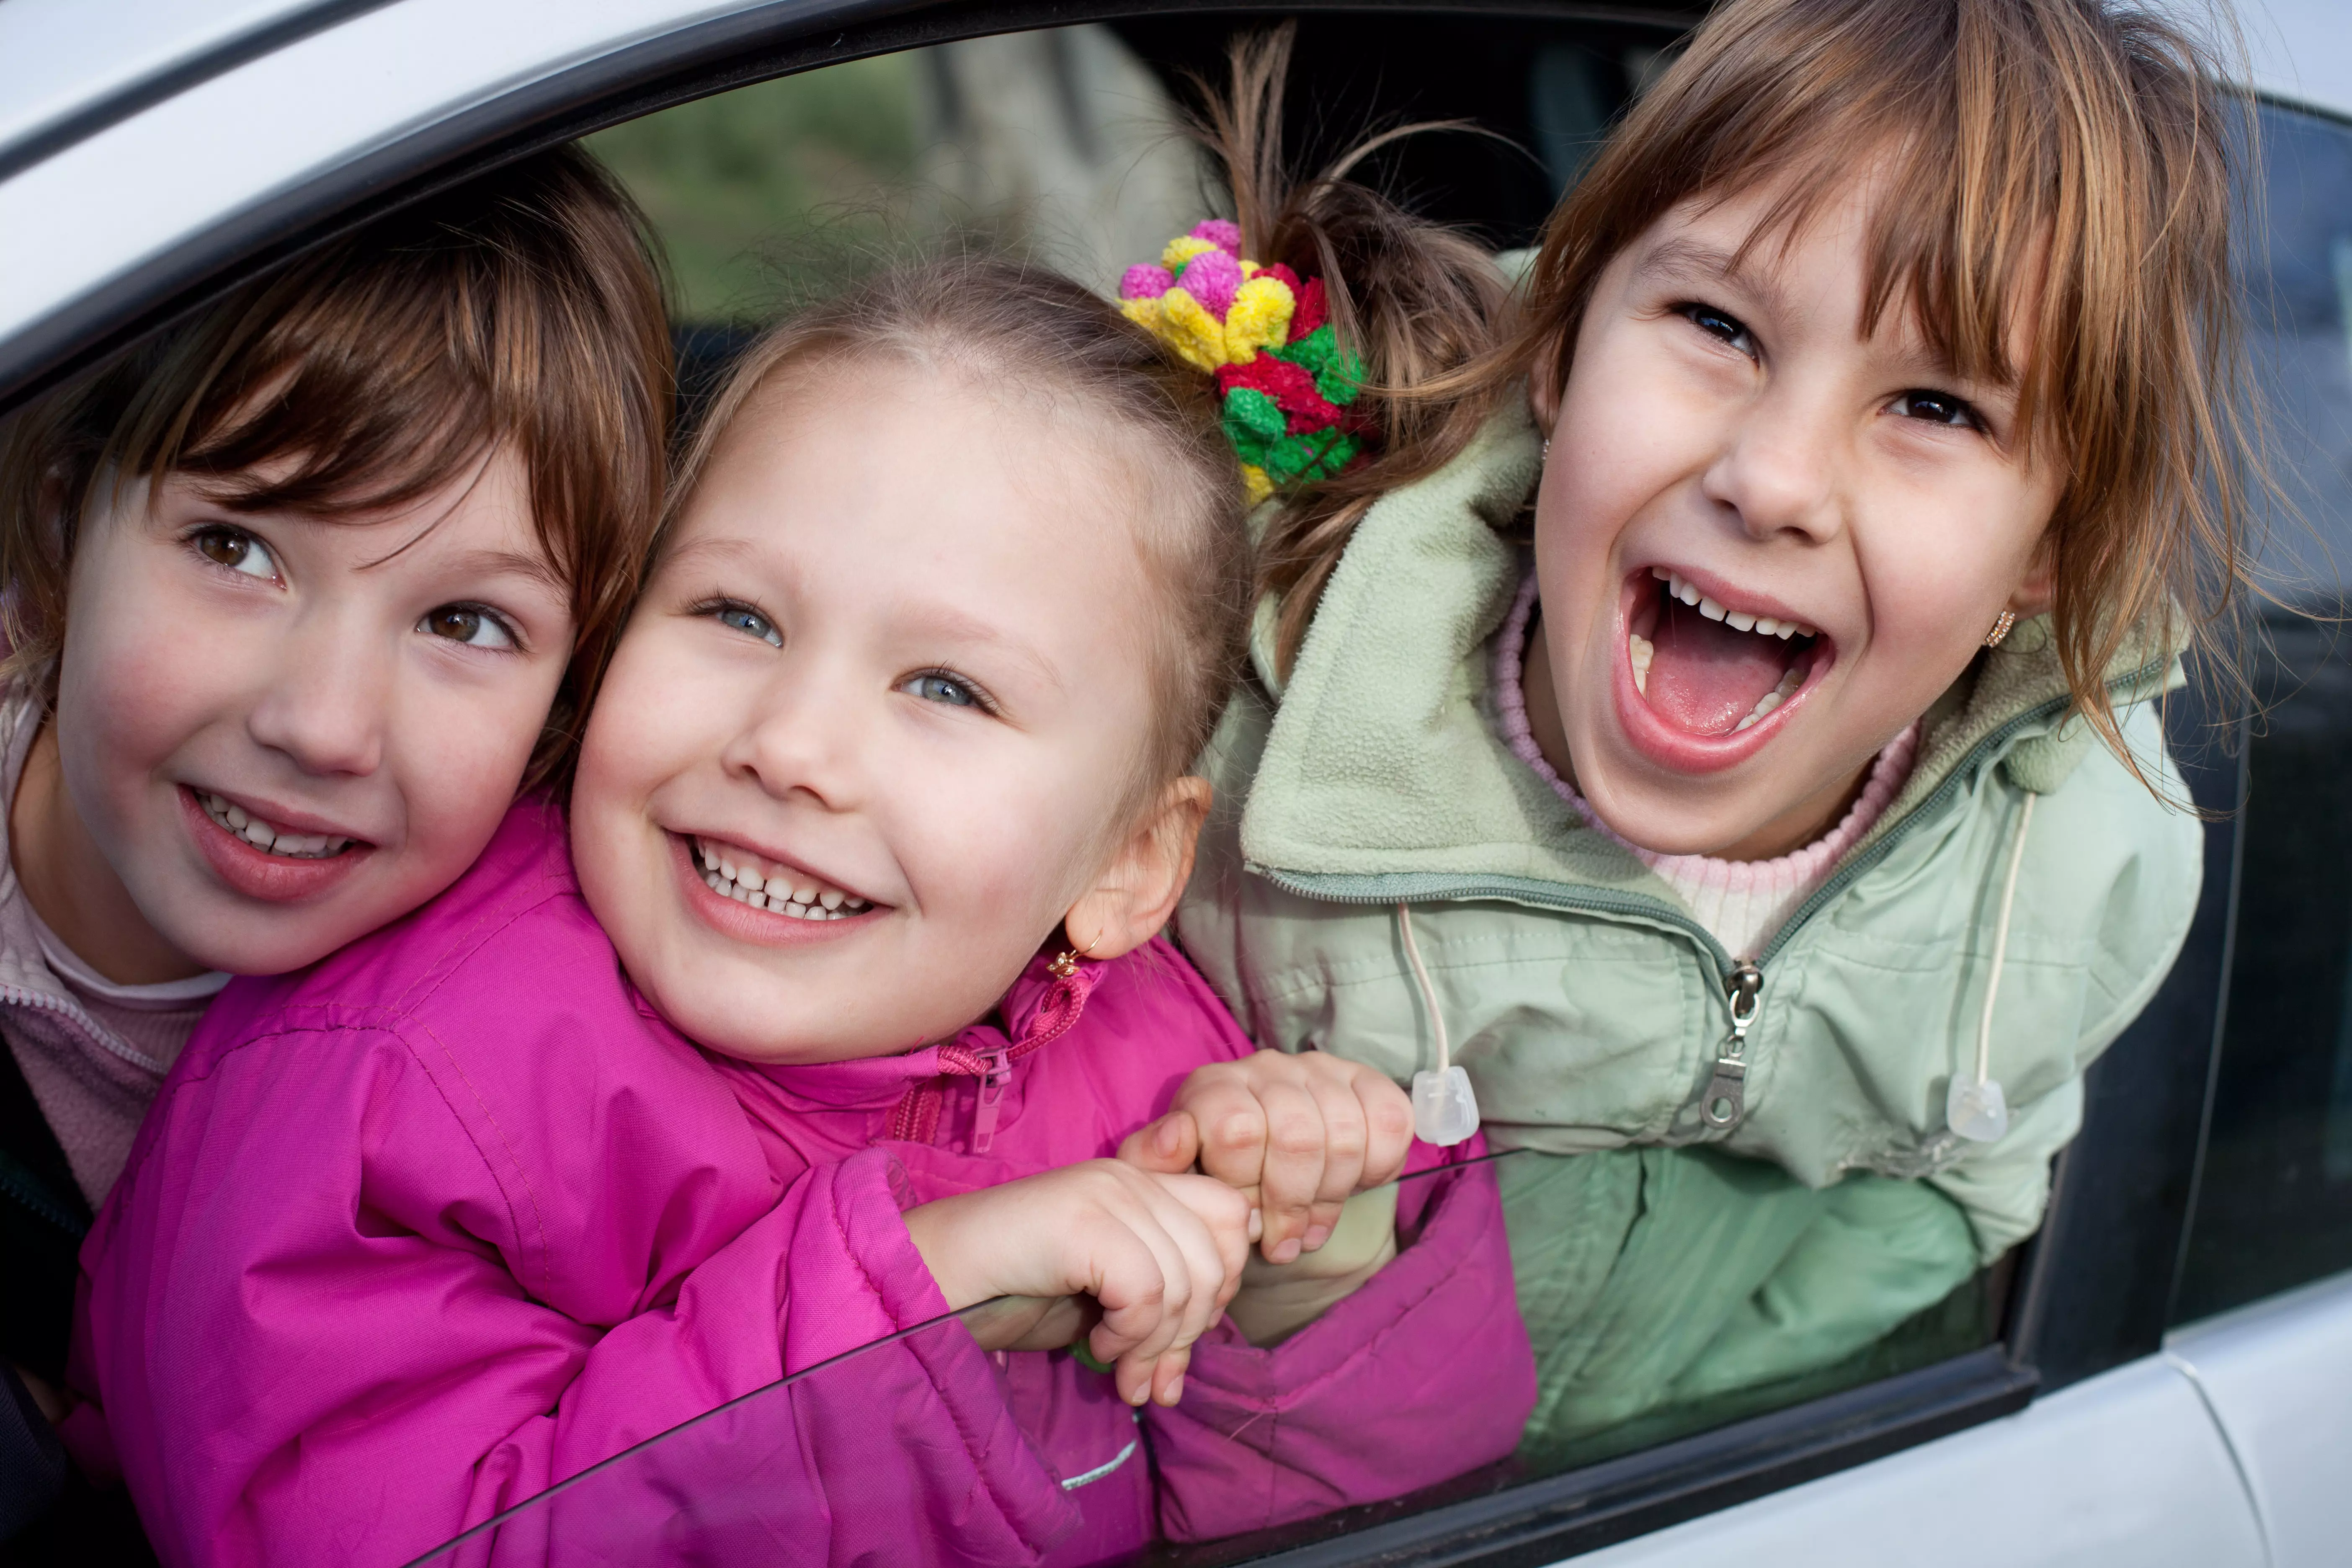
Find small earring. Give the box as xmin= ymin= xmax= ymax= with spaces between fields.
xmin=1047 ymin=929 xmax=1101 ymax=979
xmin=1983 ymin=609 xmax=2017 ymax=649
xmin=1540 ymin=436 xmax=1552 ymax=460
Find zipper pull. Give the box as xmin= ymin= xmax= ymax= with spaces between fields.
xmin=1700 ymin=963 xmax=1762 ymax=1131
xmin=970 ymin=1044 xmax=1013 ymax=1155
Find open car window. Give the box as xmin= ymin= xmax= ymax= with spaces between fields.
xmin=2170 ymin=96 xmax=2352 ymax=1325
xmin=396 ymin=26 xmax=2042 ymax=1568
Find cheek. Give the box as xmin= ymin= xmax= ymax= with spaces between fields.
xmin=388 ymin=652 xmax=569 ymax=861
xmin=890 ymin=726 xmax=1119 ymax=946
xmin=1541 ymin=359 xmax=1696 ymax=580
xmin=55 ymin=552 xmax=231 ymax=796
xmin=1862 ymin=472 xmax=2052 ymax=647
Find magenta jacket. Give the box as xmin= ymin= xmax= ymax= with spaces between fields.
xmin=77 ymin=799 xmax=1534 ymax=1568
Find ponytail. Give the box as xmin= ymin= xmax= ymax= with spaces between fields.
xmin=1191 ymin=26 xmax=1514 ymax=677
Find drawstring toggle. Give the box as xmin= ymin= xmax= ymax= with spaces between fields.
xmin=1396 ymin=903 xmax=1480 ymax=1145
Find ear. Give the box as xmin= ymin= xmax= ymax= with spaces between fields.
xmin=1528 ymin=335 xmax=1564 ymax=436
xmin=2008 ymin=530 xmax=2058 ymax=618
xmin=1060 ymin=777 xmax=1212 ymax=962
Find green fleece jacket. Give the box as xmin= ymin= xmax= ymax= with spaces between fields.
xmin=1177 ymin=397 xmax=2202 ymax=1271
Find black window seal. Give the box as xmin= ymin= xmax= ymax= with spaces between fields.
xmin=2004 ymin=669 xmax=2246 ymax=1391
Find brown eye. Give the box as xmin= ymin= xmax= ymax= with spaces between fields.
xmin=420 ymin=605 xmax=515 ymax=650
xmin=1890 ymin=389 xmax=1979 ymax=429
xmin=193 ymin=526 xmax=275 ymax=579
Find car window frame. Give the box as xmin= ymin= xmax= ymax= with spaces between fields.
xmin=0 ymin=3 xmax=2258 ymax=1562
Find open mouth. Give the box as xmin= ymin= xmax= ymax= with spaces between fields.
xmin=196 ymin=791 xmax=360 ymax=859
xmin=691 ymin=836 xmax=877 ymax=922
xmin=1626 ymin=566 xmax=1830 ymax=742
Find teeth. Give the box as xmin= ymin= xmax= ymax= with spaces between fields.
xmin=1629 ymin=631 xmax=1654 ymax=696
xmin=692 ymin=837 xmax=874 ymax=919
xmin=198 ymin=792 xmax=352 ymax=859
xmin=1656 ymin=572 xmax=1819 ymax=642
xmin=1732 ymin=665 xmax=1807 ymax=732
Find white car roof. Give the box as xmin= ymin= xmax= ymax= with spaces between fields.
xmin=0 ymin=0 xmax=348 ymax=179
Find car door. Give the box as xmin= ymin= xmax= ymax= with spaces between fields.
xmin=0 ymin=4 xmax=2337 ymax=1566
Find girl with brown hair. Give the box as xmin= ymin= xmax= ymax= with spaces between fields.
xmin=1173 ymin=0 xmax=2252 ymax=1449
xmin=0 ymin=145 xmax=671 ymax=1502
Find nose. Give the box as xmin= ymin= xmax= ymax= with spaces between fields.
xmin=243 ymin=606 xmax=387 ymax=777
xmin=1699 ymin=375 xmax=1847 ymax=546
xmin=722 ymin=658 xmax=867 ymax=813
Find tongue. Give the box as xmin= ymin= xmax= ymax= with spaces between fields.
xmin=1644 ymin=599 xmax=1795 ymax=736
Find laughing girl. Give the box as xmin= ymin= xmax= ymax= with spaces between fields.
xmin=1177 ymin=0 xmax=2245 ymax=1446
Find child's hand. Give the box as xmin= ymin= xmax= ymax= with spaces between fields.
xmin=902 ymin=1160 xmax=1252 ymax=1407
xmin=1225 ymin=1184 xmax=1400 ymax=1346
xmin=1121 ymin=1050 xmax=1413 ymax=1264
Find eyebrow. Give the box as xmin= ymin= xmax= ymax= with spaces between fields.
xmin=1635 ymin=232 xmax=1993 ymax=392
xmin=1633 ymin=235 xmax=1797 ymax=322
xmin=889 ymin=598 xmax=1067 ymax=700
xmin=662 ymin=534 xmax=759 ymax=574
xmin=439 ymin=547 xmax=569 ymax=600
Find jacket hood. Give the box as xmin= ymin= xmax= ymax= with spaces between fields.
xmin=1235 ymin=395 xmax=2185 ymax=895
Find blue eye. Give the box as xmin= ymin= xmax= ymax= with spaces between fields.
xmin=901 ymin=673 xmax=980 ymax=709
xmin=715 ymin=604 xmax=783 ymax=647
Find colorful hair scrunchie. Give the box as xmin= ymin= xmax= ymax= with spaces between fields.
xmin=1118 ymin=220 xmax=1374 ymax=505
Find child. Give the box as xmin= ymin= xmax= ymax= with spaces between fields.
xmin=80 ymin=257 xmax=1532 ymax=1567
xmin=0 ymin=147 xmax=668 ymax=1480
xmin=1176 ymin=0 xmax=2242 ymax=1447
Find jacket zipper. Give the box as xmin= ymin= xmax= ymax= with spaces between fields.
xmin=1253 ymin=656 xmax=2169 ymax=1132
xmin=969 ymin=1043 xmax=1014 ymax=1155
xmin=0 ymin=981 xmax=170 ymax=1074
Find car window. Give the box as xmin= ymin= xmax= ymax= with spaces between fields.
xmin=566 ymin=21 xmax=2023 ymax=1563
xmin=2171 ymin=98 xmax=2352 ymax=1325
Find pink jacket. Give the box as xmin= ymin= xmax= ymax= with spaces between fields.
xmin=77 ymin=799 xmax=1534 ymax=1568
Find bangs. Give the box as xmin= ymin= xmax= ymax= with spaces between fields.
xmin=125 ymin=181 xmax=651 ymax=582
xmin=1553 ymin=0 xmax=2233 ymax=467
xmin=161 ymin=285 xmax=513 ymax=529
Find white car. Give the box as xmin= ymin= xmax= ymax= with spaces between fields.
xmin=1 ymin=3 xmax=2347 ymax=1564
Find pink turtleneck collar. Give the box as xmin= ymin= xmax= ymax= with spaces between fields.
xmin=1492 ymin=573 xmax=1918 ymax=959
